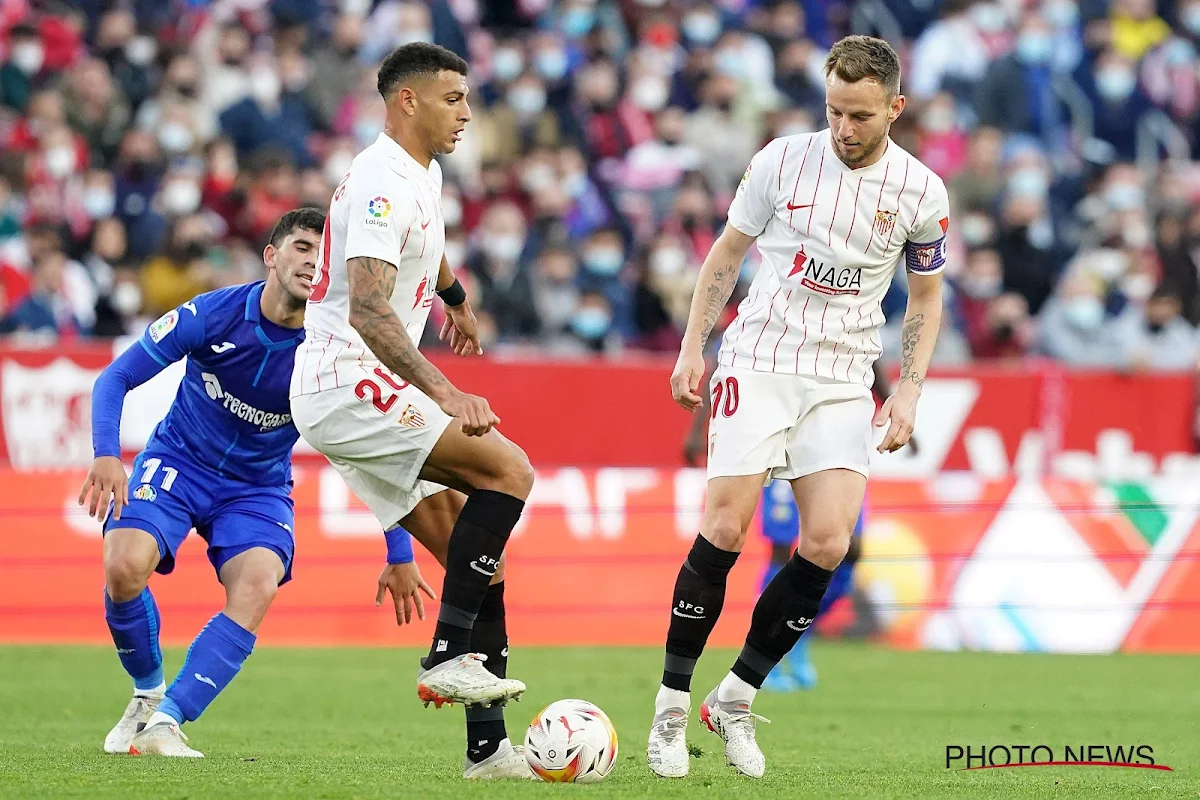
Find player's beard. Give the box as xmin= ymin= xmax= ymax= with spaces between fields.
xmin=836 ymin=127 xmax=888 ymax=167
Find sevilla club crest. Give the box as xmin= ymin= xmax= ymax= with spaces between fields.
xmin=873 ymin=209 xmax=897 ymax=239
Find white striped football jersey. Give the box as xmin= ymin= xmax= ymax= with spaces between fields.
xmin=717 ymin=129 xmax=949 ymax=387
xmin=292 ymin=133 xmax=445 ymax=398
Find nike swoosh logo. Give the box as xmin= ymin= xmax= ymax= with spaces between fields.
xmin=194 ymin=673 xmax=217 ymax=688
xmin=786 ymin=202 xmax=814 ymax=211
xmin=420 ymin=217 xmax=430 ymax=230
xmin=470 ymin=562 xmax=497 ymax=577
xmin=211 ymin=342 xmax=236 ymax=353
xmin=672 ymin=609 xmax=705 ymax=620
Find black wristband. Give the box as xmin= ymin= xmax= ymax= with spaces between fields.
xmin=437 ymin=278 xmax=466 ymax=307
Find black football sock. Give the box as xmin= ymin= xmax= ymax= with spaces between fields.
xmin=465 ymin=582 xmax=509 ymax=762
xmin=732 ymin=553 xmax=834 ymax=689
xmin=426 ymin=491 xmax=523 ymax=668
xmin=662 ymin=535 xmax=740 ymax=692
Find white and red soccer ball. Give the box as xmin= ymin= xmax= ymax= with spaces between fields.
xmin=524 ymin=699 xmax=618 ymax=783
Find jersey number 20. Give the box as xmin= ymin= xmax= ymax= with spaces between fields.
xmin=356 ymin=367 xmax=411 ymax=415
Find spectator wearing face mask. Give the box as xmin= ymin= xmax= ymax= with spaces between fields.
xmin=917 ymin=92 xmax=969 ymax=178
xmin=92 ymin=263 xmax=145 ymax=338
xmin=908 ymin=0 xmax=991 ymax=102
xmin=977 ymin=291 xmax=1035 ymax=359
xmin=94 ymin=10 xmax=155 ymax=113
xmin=975 ymin=13 xmax=1067 ymax=146
xmin=1085 ymin=49 xmax=1154 ymax=161
xmin=466 ymin=201 xmax=539 ymax=339
xmin=956 ymin=247 xmax=1004 ymax=350
xmin=63 ymin=57 xmax=131 ymax=168
xmin=1 ymin=23 xmax=45 ymax=112
xmin=568 ymin=289 xmax=617 ymax=354
xmin=1039 ymin=269 xmax=1123 ymax=366
xmin=0 ymin=249 xmax=78 ymax=338
xmin=140 ymin=214 xmax=216 ymax=315
xmin=995 ymin=152 xmax=1062 ymax=314
xmin=219 ymin=56 xmax=315 ymax=168
xmin=1112 ymin=285 xmax=1199 ymax=371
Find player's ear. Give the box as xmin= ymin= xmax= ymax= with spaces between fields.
xmin=263 ymin=244 xmax=277 ymax=272
xmin=889 ymin=94 xmax=905 ymax=124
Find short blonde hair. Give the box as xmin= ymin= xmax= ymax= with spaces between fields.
xmin=824 ymin=35 xmax=901 ymax=98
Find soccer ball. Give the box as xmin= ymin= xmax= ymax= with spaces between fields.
xmin=524 ymin=699 xmax=618 ymax=783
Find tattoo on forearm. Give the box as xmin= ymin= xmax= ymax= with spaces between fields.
xmin=698 ymin=263 xmax=739 ymax=346
xmin=347 ymin=257 xmax=451 ymax=397
xmin=900 ymin=313 xmax=925 ymax=389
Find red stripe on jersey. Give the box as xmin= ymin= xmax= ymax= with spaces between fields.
xmin=788 ymin=137 xmax=815 ymax=228
xmin=776 ymin=141 xmax=790 ymax=191
xmin=750 ymin=288 xmax=781 ymax=369
xmin=829 ymin=306 xmax=852 ymax=376
xmin=910 ymin=174 xmax=931 ymax=230
xmin=844 ymin=177 xmax=863 ymax=247
xmin=812 ymin=300 xmax=830 ymax=373
xmin=794 ymin=295 xmax=811 ymax=372
xmin=316 ymin=334 xmax=332 ymax=391
xmin=847 ymin=304 xmax=867 ymax=382
xmin=770 ymin=289 xmax=793 ymax=370
xmin=805 ymin=150 xmax=825 ymax=235
xmin=884 ymin=159 xmax=910 ymax=251
xmin=299 ymin=340 xmax=312 ymax=394
xmin=332 ymin=338 xmax=350 ymax=387
xmin=729 ymin=286 xmax=758 ymax=368
xmin=826 ymin=174 xmax=844 ymax=247
xmin=399 ymin=222 xmax=413 ymax=256
xmin=863 ymin=162 xmax=890 ymax=254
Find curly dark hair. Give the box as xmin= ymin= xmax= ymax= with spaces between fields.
xmin=377 ymin=42 xmax=469 ymax=99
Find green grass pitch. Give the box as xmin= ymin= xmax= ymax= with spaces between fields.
xmin=0 ymin=642 xmax=1194 ymax=798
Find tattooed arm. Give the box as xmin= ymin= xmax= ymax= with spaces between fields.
xmin=347 ymin=256 xmax=454 ymax=400
xmin=670 ymin=226 xmax=756 ymax=411
xmin=875 ymin=270 xmax=943 ymax=453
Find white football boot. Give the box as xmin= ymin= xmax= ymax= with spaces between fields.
xmin=103 ymin=694 xmax=160 ymax=754
xmin=464 ymin=739 xmax=537 ymax=780
xmin=417 ymin=653 xmax=525 ymax=708
xmin=646 ymin=707 xmax=690 ymax=778
xmin=128 ymin=720 xmax=204 ymax=758
xmin=699 ymin=687 xmax=769 ymax=778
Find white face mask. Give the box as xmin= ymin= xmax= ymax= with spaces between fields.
xmin=10 ymin=41 xmax=43 ymax=75
xmin=45 ymin=146 xmax=76 ymax=178
xmin=162 ymin=181 xmax=201 ymax=215
xmin=111 ymin=282 xmax=142 ymax=316
xmin=630 ymin=78 xmax=669 ymax=111
xmin=324 ymin=151 xmax=353 ymax=186
xmin=484 ymin=233 xmax=523 ymax=262
xmin=650 ymin=247 xmax=688 ymax=277
xmin=492 ymin=48 xmax=524 ymax=83
xmin=125 ymin=36 xmax=157 ymax=66
xmin=158 ymin=121 xmax=194 ymax=153
xmin=250 ymin=69 xmax=282 ymax=106
xmin=442 ymin=197 xmax=463 ymax=228
xmin=83 ymin=187 xmax=116 ymax=219
xmin=1122 ymin=273 xmax=1155 ymax=302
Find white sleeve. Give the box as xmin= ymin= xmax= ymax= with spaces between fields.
xmin=343 ymin=171 xmax=416 ymax=265
xmin=904 ymin=176 xmax=951 ymax=275
xmin=725 ymin=139 xmax=783 ymax=238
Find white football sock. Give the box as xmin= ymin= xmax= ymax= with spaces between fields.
xmin=146 ymin=711 xmax=178 ymax=729
xmin=716 ymin=671 xmax=758 ymax=705
xmin=135 ymin=681 xmax=166 ymax=699
xmin=655 ymin=685 xmax=690 ymax=716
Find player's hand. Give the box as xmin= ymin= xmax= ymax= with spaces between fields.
xmin=875 ymin=385 xmax=920 ymax=453
xmin=670 ymin=346 xmax=706 ymax=411
xmin=440 ymin=301 xmax=483 ymax=357
xmin=439 ymin=389 xmax=500 ymax=437
xmin=78 ymin=456 xmax=129 ymax=523
xmin=375 ymin=562 xmax=437 ymax=626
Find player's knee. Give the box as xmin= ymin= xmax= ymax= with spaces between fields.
xmin=703 ymin=510 xmax=747 ymax=551
xmin=226 ymin=573 xmax=278 ymax=630
xmin=104 ymin=556 xmax=151 ymax=603
xmin=494 ymin=445 xmax=535 ymax=500
xmin=797 ymin=526 xmax=850 ymax=571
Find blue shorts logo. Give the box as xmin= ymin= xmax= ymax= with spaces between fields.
xmin=132 ymin=484 xmax=158 ymax=502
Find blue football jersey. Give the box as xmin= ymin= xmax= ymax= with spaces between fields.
xmin=139 ymin=281 xmax=305 ymax=486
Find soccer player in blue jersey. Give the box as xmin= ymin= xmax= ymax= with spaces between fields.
xmin=79 ymin=208 xmax=331 ymax=758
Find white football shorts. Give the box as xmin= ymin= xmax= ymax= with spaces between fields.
xmin=705 ymin=365 xmax=875 ymax=483
xmin=291 ymin=374 xmax=451 ymax=528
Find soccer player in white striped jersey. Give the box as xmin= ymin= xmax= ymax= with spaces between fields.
xmin=646 ymin=36 xmax=947 ymax=779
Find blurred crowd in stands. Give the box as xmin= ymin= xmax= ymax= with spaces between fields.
xmin=2 ymin=0 xmax=1200 ymax=371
